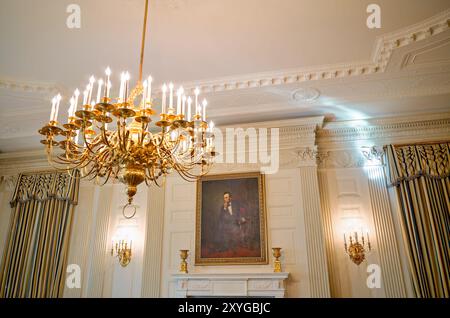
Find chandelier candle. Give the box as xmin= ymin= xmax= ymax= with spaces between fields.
xmin=96 ymin=79 xmax=104 ymax=104
xmin=202 ymin=99 xmax=207 ymax=121
xmin=187 ymin=96 xmax=192 ymax=121
xmin=104 ymin=67 xmax=111 ymax=97
xmin=142 ymin=80 xmax=148 ymax=107
xmin=161 ymin=84 xmax=167 ymax=114
xmin=119 ymin=72 xmax=125 ymax=102
xmin=169 ymin=82 xmax=174 ymax=112
xmin=87 ymin=76 xmax=95 ymax=104
xmin=194 ymin=87 xmax=199 ymax=110
xmin=182 ymin=95 xmax=187 ymax=116
xmin=53 ymin=94 xmax=61 ymax=122
xmin=73 ymin=89 xmax=80 ymax=114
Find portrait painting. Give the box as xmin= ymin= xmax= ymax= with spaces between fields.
xmin=195 ymin=172 xmax=268 ymax=265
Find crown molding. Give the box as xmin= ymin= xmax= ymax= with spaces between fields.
xmin=218 ymin=116 xmax=325 ymax=130
xmin=0 ymin=149 xmax=49 ymax=177
xmin=317 ymin=112 xmax=450 ymax=150
xmin=216 ymin=116 xmax=324 ymax=150
xmin=0 ymin=78 xmax=61 ymax=94
xmin=174 ymin=10 xmax=450 ymax=94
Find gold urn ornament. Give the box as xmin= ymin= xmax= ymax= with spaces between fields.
xmin=272 ymin=247 xmax=282 ymax=273
xmin=179 ymin=250 xmax=189 ymax=273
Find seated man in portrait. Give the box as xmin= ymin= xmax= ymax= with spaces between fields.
xmin=217 ymin=191 xmax=248 ymax=252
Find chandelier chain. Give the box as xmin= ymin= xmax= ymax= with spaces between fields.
xmin=139 ymin=0 xmax=149 ymax=82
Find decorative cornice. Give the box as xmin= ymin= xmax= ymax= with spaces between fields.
xmin=279 ymin=147 xmax=330 ymax=168
xmin=0 ymin=78 xmax=60 ymax=94
xmin=373 ymin=9 xmax=450 ymax=71
xmin=317 ymin=113 xmax=450 ymax=150
xmin=216 ymin=116 xmax=324 ymax=151
xmin=1 ymin=12 xmax=448 ymax=101
xmin=361 ymin=146 xmax=385 ymax=165
xmin=175 ymin=10 xmax=450 ymax=94
xmin=0 ymin=149 xmax=49 ymax=177
xmin=318 ymin=149 xmax=366 ymax=169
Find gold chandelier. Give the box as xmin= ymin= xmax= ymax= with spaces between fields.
xmin=38 ymin=0 xmax=216 ymax=216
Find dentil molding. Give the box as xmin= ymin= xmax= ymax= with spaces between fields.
xmin=317 ymin=112 xmax=450 ymax=150
xmin=177 ymin=10 xmax=450 ymax=94
xmin=1 ymin=11 xmax=449 ymax=99
xmin=0 ymin=78 xmax=60 ymax=94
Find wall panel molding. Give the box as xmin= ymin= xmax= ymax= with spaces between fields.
xmin=366 ymin=166 xmax=407 ymax=297
xmin=64 ymin=183 xmax=95 ymax=297
xmin=141 ymin=185 xmax=166 ymax=297
xmin=299 ymin=166 xmax=331 ymax=297
xmin=84 ymin=186 xmax=113 ymax=297
xmin=317 ymin=171 xmax=341 ymax=297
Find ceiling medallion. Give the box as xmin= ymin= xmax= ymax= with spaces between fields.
xmin=291 ymin=87 xmax=320 ymax=103
xmin=38 ymin=0 xmax=216 ymax=217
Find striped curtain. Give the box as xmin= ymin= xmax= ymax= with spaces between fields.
xmin=386 ymin=143 xmax=449 ymax=298
xmin=0 ymin=170 xmax=79 ymax=298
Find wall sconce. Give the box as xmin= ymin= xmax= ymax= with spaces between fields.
xmin=344 ymin=230 xmax=371 ymax=265
xmin=111 ymin=239 xmax=132 ymax=267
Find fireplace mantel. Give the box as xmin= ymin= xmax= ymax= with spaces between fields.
xmin=172 ymin=272 xmax=289 ymax=298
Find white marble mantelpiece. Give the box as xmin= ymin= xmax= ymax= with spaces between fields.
xmin=172 ymin=272 xmax=289 ymax=298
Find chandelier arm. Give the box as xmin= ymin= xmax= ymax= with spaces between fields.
xmin=80 ymin=128 xmax=97 ymax=156
xmin=97 ymin=167 xmax=113 ymax=186
xmin=66 ymin=167 xmax=83 ymax=180
xmin=48 ymin=145 xmax=82 ymax=170
xmin=85 ymin=162 xmax=103 ymax=180
xmin=45 ymin=151 xmax=78 ymax=173
xmin=101 ymin=125 xmax=112 ymax=148
xmin=116 ymin=118 xmax=124 ymax=151
xmin=158 ymin=127 xmax=168 ymax=147
xmin=139 ymin=121 xmax=148 ymax=146
xmin=176 ymin=169 xmax=195 ymax=183
xmin=146 ymin=165 xmax=159 ymax=181
xmin=59 ymin=158 xmax=89 ymax=172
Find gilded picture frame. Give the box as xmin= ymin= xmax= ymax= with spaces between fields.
xmin=195 ymin=172 xmax=268 ymax=265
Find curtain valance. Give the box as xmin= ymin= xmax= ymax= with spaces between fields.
xmin=10 ymin=170 xmax=80 ymax=207
xmin=386 ymin=142 xmax=450 ymax=186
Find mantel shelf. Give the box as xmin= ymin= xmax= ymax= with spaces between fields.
xmin=172 ymin=272 xmax=290 ymax=298
xmin=172 ymin=272 xmax=289 ymax=279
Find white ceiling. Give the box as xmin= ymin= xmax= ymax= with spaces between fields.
xmin=1 ymin=0 xmax=450 ymax=152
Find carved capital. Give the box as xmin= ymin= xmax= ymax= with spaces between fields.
xmin=361 ymin=146 xmax=385 ymax=165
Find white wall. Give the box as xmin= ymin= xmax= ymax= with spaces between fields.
xmin=0 ymin=113 xmax=448 ymax=298
xmin=321 ymin=167 xmax=385 ymax=297
xmin=63 ymin=182 xmax=149 ymax=298
xmin=160 ymin=168 xmax=312 ymax=298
